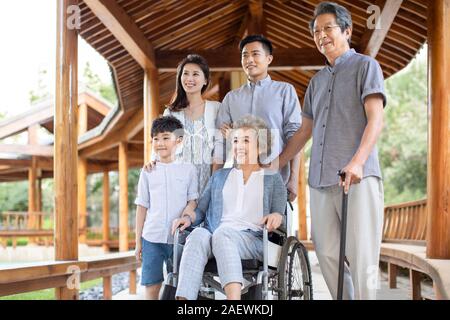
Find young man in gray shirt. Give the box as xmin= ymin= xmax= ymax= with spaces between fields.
xmin=213 ymin=35 xmax=302 ymax=201
xmin=276 ymin=2 xmax=386 ymax=299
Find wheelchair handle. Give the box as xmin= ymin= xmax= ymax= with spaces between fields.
xmin=173 ymin=227 xmax=181 ymax=275
xmin=262 ymin=225 xmax=269 ymax=300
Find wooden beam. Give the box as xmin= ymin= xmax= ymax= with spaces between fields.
xmin=102 ymin=171 xmax=110 ymax=253
xmin=0 ymin=104 xmax=53 ymax=140
xmin=55 ymin=0 xmax=79 ymax=300
xmin=156 ymin=47 xmax=325 ymax=71
xmin=78 ymin=92 xmax=111 ymax=116
xmin=297 ymin=150 xmax=307 ymax=240
xmin=79 ymin=108 xmax=144 ymax=158
xmin=119 ymin=142 xmax=129 ymax=252
xmin=426 ymin=0 xmax=450 ymax=259
xmin=83 ymin=0 xmax=156 ymax=70
xmin=144 ymin=68 xmax=160 ymax=164
xmin=358 ymin=0 xmax=403 ymax=58
xmin=0 ymin=144 xmax=53 ymax=157
xmin=248 ymin=0 xmax=265 ymax=35
xmin=78 ymin=158 xmax=88 ymax=244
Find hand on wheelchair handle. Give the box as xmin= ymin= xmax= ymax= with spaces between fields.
xmin=171 ymin=216 xmax=192 ymax=235
xmin=261 ymin=212 xmax=283 ymax=232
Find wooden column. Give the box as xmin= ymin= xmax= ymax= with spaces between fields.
xmin=54 ymin=0 xmax=79 ymax=300
xmin=144 ymin=68 xmax=160 ymax=164
xmin=410 ymin=269 xmax=422 ymax=300
xmin=36 ymin=178 xmax=42 ymax=212
xmin=230 ymin=71 xmax=247 ymax=90
xmin=103 ymin=276 xmax=112 ymax=300
xmin=78 ymin=103 xmax=88 ymax=135
xmin=77 ymin=158 xmax=87 ymax=243
xmin=27 ymin=125 xmax=39 ymax=232
xmin=102 ymin=171 xmax=110 ymax=252
xmin=388 ymin=263 xmax=398 ymax=289
xmin=426 ymin=0 xmax=450 ymax=259
xmin=37 ymin=178 xmax=43 ymax=230
xmin=219 ymin=73 xmax=231 ymax=102
xmin=297 ymin=150 xmax=307 ymax=240
xmin=28 ymin=157 xmax=37 ymax=230
xmin=77 ymin=102 xmax=88 ymax=243
xmin=119 ymin=142 xmax=129 ymax=252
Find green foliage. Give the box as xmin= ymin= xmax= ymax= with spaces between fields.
xmin=0 ymin=181 xmax=29 ymax=212
xmin=28 ymin=68 xmax=50 ymax=104
xmin=83 ymin=62 xmax=118 ymax=105
xmin=86 ymin=168 xmax=140 ymax=230
xmin=379 ymin=50 xmax=427 ymax=204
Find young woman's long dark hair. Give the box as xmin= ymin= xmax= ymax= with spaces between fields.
xmin=168 ymin=54 xmax=210 ymax=112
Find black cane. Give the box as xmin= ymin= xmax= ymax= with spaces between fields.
xmin=337 ymin=170 xmax=348 ymax=300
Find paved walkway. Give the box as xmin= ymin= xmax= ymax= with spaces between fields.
xmin=113 ymin=251 xmax=429 ymax=300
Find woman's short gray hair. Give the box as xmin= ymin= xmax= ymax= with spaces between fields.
xmin=309 ymin=2 xmax=352 ymax=44
xmin=232 ymin=115 xmax=272 ymax=162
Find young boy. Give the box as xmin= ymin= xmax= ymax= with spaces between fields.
xmin=134 ymin=116 xmax=198 ymax=300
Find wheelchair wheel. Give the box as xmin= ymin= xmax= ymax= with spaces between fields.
xmin=277 ymin=236 xmax=313 ymax=300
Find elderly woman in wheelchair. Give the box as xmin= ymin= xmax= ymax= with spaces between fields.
xmin=167 ymin=115 xmax=296 ymax=300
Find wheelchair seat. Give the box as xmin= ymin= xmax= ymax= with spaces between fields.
xmin=204 ymin=258 xmax=262 ymax=274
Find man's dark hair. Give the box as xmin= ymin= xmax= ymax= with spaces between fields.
xmin=239 ymin=34 xmax=273 ymax=55
xmin=309 ymin=2 xmax=352 ymax=44
xmin=151 ymin=116 xmax=184 ymax=138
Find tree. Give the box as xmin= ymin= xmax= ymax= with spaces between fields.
xmin=82 ymin=62 xmax=118 ymax=105
xmin=28 ymin=68 xmax=50 ymax=104
xmin=379 ymin=49 xmax=427 ymax=204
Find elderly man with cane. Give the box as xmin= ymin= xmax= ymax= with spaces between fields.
xmin=275 ymin=2 xmax=386 ymax=299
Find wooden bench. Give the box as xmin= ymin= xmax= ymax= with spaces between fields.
xmin=300 ymin=199 xmax=450 ymax=300
xmin=379 ymin=199 xmax=450 ymax=300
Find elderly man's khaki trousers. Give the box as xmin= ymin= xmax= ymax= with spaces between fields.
xmin=310 ymin=177 xmax=384 ymax=300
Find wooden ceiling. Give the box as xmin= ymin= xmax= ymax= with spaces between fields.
xmin=0 ymin=0 xmax=429 ymax=182
xmin=78 ymin=0 xmax=427 ymax=112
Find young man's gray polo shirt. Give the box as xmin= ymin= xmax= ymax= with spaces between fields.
xmin=302 ymin=49 xmax=387 ymax=189
xmin=214 ymin=75 xmax=302 ymax=184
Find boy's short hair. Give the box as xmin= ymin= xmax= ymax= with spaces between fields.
xmin=151 ymin=116 xmax=184 ymax=138
xmin=239 ymin=34 xmax=273 ymax=55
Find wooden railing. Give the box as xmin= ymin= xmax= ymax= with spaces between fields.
xmin=0 ymin=252 xmax=140 ymax=300
xmin=0 ymin=211 xmax=53 ymax=230
xmin=382 ymin=199 xmax=427 ymax=245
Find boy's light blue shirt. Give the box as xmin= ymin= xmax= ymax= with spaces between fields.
xmin=135 ymin=161 xmax=198 ymax=244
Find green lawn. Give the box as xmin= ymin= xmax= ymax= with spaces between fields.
xmin=0 ymin=278 xmax=103 ymax=300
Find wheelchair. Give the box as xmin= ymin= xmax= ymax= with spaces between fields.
xmin=161 ymin=201 xmax=313 ymax=300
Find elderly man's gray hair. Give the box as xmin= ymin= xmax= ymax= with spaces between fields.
xmin=309 ymin=2 xmax=353 ymax=43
